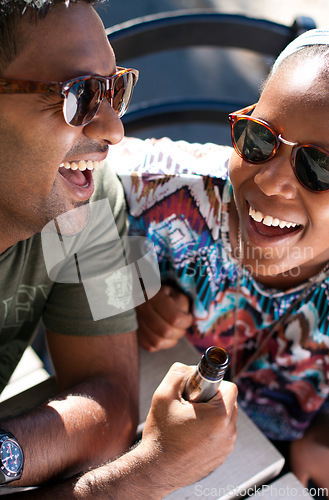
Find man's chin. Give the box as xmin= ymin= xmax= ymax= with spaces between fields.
xmin=57 ymin=201 xmax=91 ymax=236
xmin=42 ymin=201 xmax=91 ymax=237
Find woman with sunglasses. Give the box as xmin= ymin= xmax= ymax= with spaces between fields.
xmin=119 ymin=28 xmax=329 ymax=494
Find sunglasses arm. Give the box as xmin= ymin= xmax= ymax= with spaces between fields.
xmin=0 ymin=78 xmax=61 ymax=95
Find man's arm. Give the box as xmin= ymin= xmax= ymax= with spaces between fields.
xmin=1 ymin=329 xmax=139 ymax=486
xmin=6 ymin=364 xmax=238 ymax=499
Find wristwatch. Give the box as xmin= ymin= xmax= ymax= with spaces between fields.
xmin=0 ymin=431 xmax=24 ymax=484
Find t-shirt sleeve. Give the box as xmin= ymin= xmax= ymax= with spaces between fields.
xmin=42 ymin=164 xmax=137 ymax=336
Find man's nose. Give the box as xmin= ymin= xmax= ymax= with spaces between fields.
xmin=82 ymin=98 xmax=124 ymax=145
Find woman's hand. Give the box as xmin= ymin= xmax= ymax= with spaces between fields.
xmin=290 ymin=412 xmax=329 ymax=494
xmin=136 ymin=285 xmax=193 ymax=351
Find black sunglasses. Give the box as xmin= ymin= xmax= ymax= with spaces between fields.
xmin=0 ymin=66 xmax=139 ymax=127
xmin=228 ymin=103 xmax=329 ymax=193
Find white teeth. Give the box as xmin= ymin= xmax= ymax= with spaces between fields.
xmin=60 ymin=160 xmax=104 ymax=172
xmin=249 ymin=205 xmax=298 ymax=229
xmin=252 ymin=209 xmax=263 ymax=222
xmin=263 ymin=215 xmax=273 ymax=226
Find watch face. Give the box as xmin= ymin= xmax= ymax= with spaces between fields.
xmin=0 ymin=439 xmax=23 ymax=477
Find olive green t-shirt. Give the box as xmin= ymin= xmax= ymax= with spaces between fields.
xmin=0 ymin=162 xmax=137 ymax=392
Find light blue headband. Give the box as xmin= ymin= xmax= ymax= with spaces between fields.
xmin=272 ymin=28 xmax=329 ymax=73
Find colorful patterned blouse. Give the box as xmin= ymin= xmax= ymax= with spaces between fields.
xmin=114 ymin=137 xmax=329 ymax=440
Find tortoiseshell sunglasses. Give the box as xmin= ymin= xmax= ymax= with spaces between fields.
xmin=0 ymin=66 xmax=139 ymax=127
xmin=228 ymin=103 xmax=329 ymax=192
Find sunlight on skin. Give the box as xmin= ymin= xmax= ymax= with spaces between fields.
xmin=285 ymin=56 xmax=325 ymax=95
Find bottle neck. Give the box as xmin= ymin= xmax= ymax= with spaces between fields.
xmin=198 ymin=346 xmax=230 ymax=381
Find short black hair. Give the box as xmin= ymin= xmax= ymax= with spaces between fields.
xmin=0 ymin=0 xmax=104 ymax=75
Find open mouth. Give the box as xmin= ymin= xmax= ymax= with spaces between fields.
xmin=59 ymin=160 xmax=104 ymax=188
xmin=248 ymin=204 xmax=303 ymax=238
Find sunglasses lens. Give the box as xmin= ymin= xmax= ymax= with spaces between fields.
xmin=112 ymin=72 xmax=137 ymax=118
xmin=63 ymin=70 xmax=137 ymax=126
xmin=232 ymin=118 xmax=277 ymax=163
xmin=65 ymin=79 xmax=102 ymax=126
xmin=295 ymin=146 xmax=329 ymax=192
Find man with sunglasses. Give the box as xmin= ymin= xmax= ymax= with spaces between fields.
xmin=0 ymin=0 xmax=238 ymax=496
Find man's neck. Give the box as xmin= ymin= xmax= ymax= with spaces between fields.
xmin=0 ymin=242 xmax=16 ymax=255
xmin=0 ymin=232 xmax=29 ymax=256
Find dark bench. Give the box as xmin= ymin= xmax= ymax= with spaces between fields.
xmin=107 ymin=11 xmax=316 ymax=141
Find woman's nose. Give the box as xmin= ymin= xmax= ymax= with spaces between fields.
xmin=254 ymin=146 xmax=298 ymax=199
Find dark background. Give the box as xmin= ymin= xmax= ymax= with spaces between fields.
xmin=94 ymin=0 xmax=326 ymax=144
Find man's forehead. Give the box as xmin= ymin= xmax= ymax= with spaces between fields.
xmin=6 ymin=2 xmax=116 ymax=81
